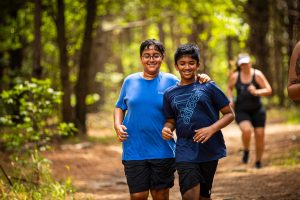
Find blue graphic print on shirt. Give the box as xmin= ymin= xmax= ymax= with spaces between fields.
xmin=163 ymin=81 xmax=229 ymax=163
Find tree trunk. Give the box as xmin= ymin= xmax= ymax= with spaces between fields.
xmin=33 ymin=0 xmax=42 ymax=78
xmin=88 ymin=23 xmax=107 ymax=112
xmin=271 ymin=0 xmax=287 ymax=106
xmin=56 ymin=0 xmax=73 ymax=122
xmin=246 ymin=0 xmax=272 ymax=87
xmin=226 ymin=36 xmax=236 ymax=77
xmin=287 ymin=0 xmax=300 ymax=56
xmin=75 ymin=0 xmax=97 ymax=134
xmin=0 ymin=52 xmax=4 ymax=92
xmin=158 ymin=21 xmax=173 ymax=73
xmin=9 ymin=48 xmax=23 ymax=88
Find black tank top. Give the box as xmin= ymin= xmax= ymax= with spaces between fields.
xmin=235 ymin=70 xmax=262 ymax=111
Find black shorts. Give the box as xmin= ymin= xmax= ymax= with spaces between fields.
xmin=122 ymin=158 xmax=176 ymax=193
xmin=176 ymin=160 xmax=218 ymax=198
xmin=235 ymin=106 xmax=266 ymax=127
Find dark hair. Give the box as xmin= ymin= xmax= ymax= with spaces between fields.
xmin=174 ymin=44 xmax=200 ymax=64
xmin=140 ymin=39 xmax=165 ymax=56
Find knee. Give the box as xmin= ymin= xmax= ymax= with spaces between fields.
xmin=130 ymin=191 xmax=149 ymax=200
xmin=239 ymin=123 xmax=252 ymax=134
xmin=242 ymin=128 xmax=252 ymax=135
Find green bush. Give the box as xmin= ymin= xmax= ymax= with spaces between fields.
xmin=0 ymin=78 xmax=76 ymax=150
xmin=0 ymin=78 xmax=76 ymax=199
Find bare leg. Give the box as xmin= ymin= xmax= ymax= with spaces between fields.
xmin=130 ymin=191 xmax=149 ymax=200
xmin=150 ymin=188 xmax=170 ymax=200
xmin=182 ymin=184 xmax=200 ymax=200
xmin=200 ymin=196 xmax=211 ymax=200
xmin=254 ymin=127 xmax=265 ymax=167
xmin=239 ymin=121 xmax=253 ymax=151
xmin=239 ymin=121 xmax=253 ymax=163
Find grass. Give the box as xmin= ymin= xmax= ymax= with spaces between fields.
xmin=87 ymin=135 xmax=120 ymax=145
xmin=271 ymin=148 xmax=300 ymax=167
xmin=267 ymin=106 xmax=300 ymax=124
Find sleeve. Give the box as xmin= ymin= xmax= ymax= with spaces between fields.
xmin=115 ymin=79 xmax=128 ymax=111
xmin=206 ymin=82 xmax=230 ymax=110
xmin=163 ymin=91 xmax=175 ymax=119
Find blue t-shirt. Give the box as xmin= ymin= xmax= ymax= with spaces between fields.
xmin=163 ymin=81 xmax=229 ymax=163
xmin=116 ymin=72 xmax=179 ymax=160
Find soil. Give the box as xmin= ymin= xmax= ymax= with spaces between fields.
xmin=44 ymin=122 xmax=300 ymax=200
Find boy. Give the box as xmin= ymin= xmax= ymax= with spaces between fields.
xmin=162 ymin=44 xmax=234 ymax=200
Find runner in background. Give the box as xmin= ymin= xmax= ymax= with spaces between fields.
xmin=227 ymin=53 xmax=272 ymax=168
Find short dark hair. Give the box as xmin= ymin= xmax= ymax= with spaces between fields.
xmin=140 ymin=39 xmax=165 ymax=56
xmin=174 ymin=44 xmax=200 ymax=64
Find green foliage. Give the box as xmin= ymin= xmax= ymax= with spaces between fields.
xmin=272 ymin=148 xmax=300 ymax=167
xmin=87 ymin=135 xmax=120 ymax=145
xmin=0 ymin=78 xmax=76 ymax=151
xmin=0 ymin=151 xmax=74 ymax=200
xmin=0 ymin=78 xmax=76 ymax=199
xmin=267 ymin=106 xmax=300 ymax=124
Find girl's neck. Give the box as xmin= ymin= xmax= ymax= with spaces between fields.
xmin=242 ymin=67 xmax=252 ymax=74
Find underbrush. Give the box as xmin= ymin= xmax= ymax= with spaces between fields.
xmin=271 ymin=148 xmax=300 ymax=167
xmin=0 ymin=150 xmax=75 ymax=200
xmin=0 ymin=79 xmax=76 ymax=199
xmin=267 ymin=106 xmax=300 ymax=124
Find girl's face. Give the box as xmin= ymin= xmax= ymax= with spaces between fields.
xmin=140 ymin=45 xmax=163 ymax=76
xmin=176 ymin=55 xmax=199 ymax=84
xmin=239 ymin=62 xmax=252 ymax=70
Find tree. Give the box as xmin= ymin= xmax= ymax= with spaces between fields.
xmin=245 ymin=0 xmax=272 ymax=86
xmin=74 ymin=0 xmax=97 ymax=134
xmin=33 ymin=0 xmax=43 ymax=78
xmin=55 ymin=0 xmax=73 ymax=122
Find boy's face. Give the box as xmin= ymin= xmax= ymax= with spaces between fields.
xmin=140 ymin=45 xmax=163 ymax=76
xmin=175 ymin=55 xmax=199 ymax=83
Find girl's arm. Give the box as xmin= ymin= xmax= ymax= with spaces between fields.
xmin=250 ymin=70 xmax=272 ymax=96
xmin=227 ymin=72 xmax=238 ymax=106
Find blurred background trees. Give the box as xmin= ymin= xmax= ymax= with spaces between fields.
xmin=0 ymin=0 xmax=299 ymax=135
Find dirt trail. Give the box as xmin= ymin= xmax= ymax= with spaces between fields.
xmin=45 ymin=123 xmax=300 ymax=200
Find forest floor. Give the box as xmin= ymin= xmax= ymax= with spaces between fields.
xmin=44 ymin=119 xmax=300 ymax=200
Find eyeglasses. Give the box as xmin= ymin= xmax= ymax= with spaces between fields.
xmin=142 ymin=54 xmax=162 ymax=61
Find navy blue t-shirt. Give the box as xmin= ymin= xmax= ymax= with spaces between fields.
xmin=163 ymin=81 xmax=229 ymax=163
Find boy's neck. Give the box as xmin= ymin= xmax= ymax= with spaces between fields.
xmin=179 ymin=77 xmax=196 ymax=86
xmin=142 ymin=71 xmax=159 ymax=80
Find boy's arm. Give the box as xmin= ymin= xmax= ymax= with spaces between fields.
xmin=288 ymin=84 xmax=300 ymax=100
xmin=193 ymin=105 xmax=234 ymax=143
xmin=113 ymin=107 xmax=128 ymax=142
xmin=287 ymin=41 xmax=300 ymax=100
xmin=162 ymin=118 xmax=176 ymax=140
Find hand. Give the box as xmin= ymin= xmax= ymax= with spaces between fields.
xmin=193 ymin=126 xmax=215 ymax=143
xmin=197 ymin=73 xmax=211 ymax=83
xmin=247 ymin=84 xmax=257 ymax=96
xmin=162 ymin=127 xmax=173 ymax=140
xmin=114 ymin=124 xmax=128 ymax=142
xmin=229 ymin=101 xmax=235 ymax=109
